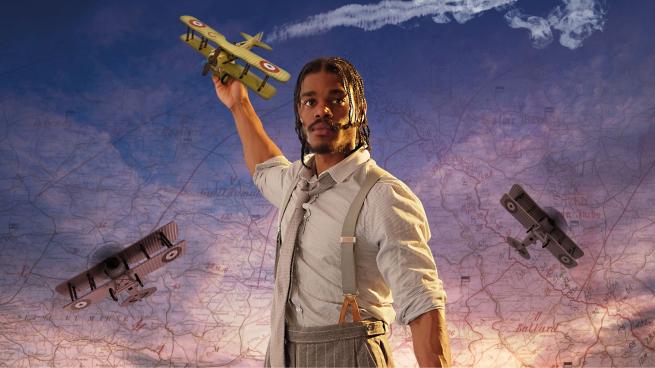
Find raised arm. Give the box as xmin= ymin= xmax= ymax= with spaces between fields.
xmin=212 ymin=75 xmax=283 ymax=176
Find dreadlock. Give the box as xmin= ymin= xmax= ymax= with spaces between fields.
xmin=293 ymin=57 xmax=371 ymax=170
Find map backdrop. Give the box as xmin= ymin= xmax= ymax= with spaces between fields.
xmin=2 ymin=1 xmax=654 ymax=367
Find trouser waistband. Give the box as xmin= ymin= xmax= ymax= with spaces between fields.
xmin=286 ymin=320 xmax=387 ymax=343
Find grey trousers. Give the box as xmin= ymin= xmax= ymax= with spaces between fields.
xmin=280 ymin=320 xmax=395 ymax=368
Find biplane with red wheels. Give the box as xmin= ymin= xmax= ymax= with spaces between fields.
xmin=179 ymin=15 xmax=290 ymax=99
xmin=55 ymin=222 xmax=186 ymax=311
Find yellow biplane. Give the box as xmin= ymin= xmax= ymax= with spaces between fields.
xmin=179 ymin=15 xmax=290 ymax=99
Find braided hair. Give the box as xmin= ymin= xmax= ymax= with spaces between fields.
xmin=293 ymin=57 xmax=371 ymax=170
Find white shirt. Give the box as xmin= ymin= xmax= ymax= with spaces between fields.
xmin=253 ymin=146 xmax=446 ymax=327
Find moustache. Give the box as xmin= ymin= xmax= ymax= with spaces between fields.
xmin=309 ymin=118 xmax=354 ymax=131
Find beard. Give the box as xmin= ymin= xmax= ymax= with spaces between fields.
xmin=307 ymin=139 xmax=352 ymax=154
xmin=304 ymin=118 xmax=355 ymax=155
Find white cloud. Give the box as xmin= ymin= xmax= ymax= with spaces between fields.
xmin=267 ymin=0 xmax=606 ymax=50
xmin=267 ymin=0 xmax=517 ymax=42
xmin=504 ymin=8 xmax=553 ymax=48
xmin=506 ymin=0 xmax=606 ymax=49
xmin=548 ymin=0 xmax=606 ymax=49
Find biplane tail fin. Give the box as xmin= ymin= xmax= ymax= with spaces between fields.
xmin=240 ymin=32 xmax=273 ymax=51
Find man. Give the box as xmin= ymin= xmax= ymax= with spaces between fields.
xmin=212 ymin=57 xmax=451 ymax=367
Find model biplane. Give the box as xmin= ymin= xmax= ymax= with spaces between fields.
xmin=55 ymin=222 xmax=186 ymax=311
xmin=179 ymin=15 xmax=290 ymax=99
xmin=500 ymin=184 xmax=584 ymax=268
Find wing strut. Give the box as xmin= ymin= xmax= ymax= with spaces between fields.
xmin=198 ymin=37 xmax=209 ymax=50
xmin=222 ymin=55 xmax=237 ymax=64
xmin=186 ymin=27 xmax=196 ymax=41
xmin=239 ymin=64 xmax=250 ymax=79
xmin=139 ymin=243 xmax=151 ymax=259
xmin=67 ymin=282 xmax=77 ymax=302
xmin=257 ymin=75 xmax=270 ymax=92
xmin=86 ymin=273 xmax=96 ymax=291
xmin=134 ymin=273 xmax=144 ymax=287
xmin=160 ymin=232 xmax=173 ymax=248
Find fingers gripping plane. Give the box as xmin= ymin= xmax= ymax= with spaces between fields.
xmin=500 ymin=184 xmax=584 ymax=268
xmin=179 ymin=15 xmax=290 ymax=99
xmin=55 ymin=222 xmax=186 ymax=311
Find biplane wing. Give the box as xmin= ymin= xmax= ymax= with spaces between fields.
xmin=212 ymin=39 xmax=290 ymax=82
xmin=501 ymin=184 xmax=549 ymax=230
xmin=180 ymin=15 xmax=228 ymax=43
xmin=179 ymin=35 xmax=277 ymax=99
xmin=56 ymin=222 xmax=183 ymax=311
xmin=180 ymin=15 xmax=290 ymax=83
xmin=178 ymin=34 xmax=214 ymax=59
xmin=543 ymin=234 xmax=579 ymax=268
xmin=61 ymin=283 xmax=111 ymax=311
xmin=560 ymin=234 xmax=584 ymax=259
xmin=129 ymin=240 xmax=186 ymax=278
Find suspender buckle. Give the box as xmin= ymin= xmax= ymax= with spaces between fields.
xmin=338 ymin=293 xmax=362 ymax=326
xmin=340 ymin=236 xmax=356 ymax=244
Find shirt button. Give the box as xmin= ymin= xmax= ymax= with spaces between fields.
xmin=295 ymin=305 xmax=303 ymax=313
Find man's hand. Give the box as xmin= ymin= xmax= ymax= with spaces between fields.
xmin=409 ymin=308 xmax=452 ymax=367
xmin=209 ymin=71 xmax=282 ymax=175
xmin=212 ymin=73 xmax=250 ymax=111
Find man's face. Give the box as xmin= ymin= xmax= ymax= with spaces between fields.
xmin=298 ymin=71 xmax=357 ymax=155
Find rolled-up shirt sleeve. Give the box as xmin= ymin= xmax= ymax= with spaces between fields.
xmin=368 ymin=179 xmax=447 ymax=325
xmin=252 ymin=155 xmax=292 ymax=208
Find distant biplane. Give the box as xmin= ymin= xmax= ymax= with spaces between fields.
xmin=179 ymin=15 xmax=290 ymax=99
xmin=500 ymin=184 xmax=584 ymax=268
xmin=55 ymin=222 xmax=186 ymax=311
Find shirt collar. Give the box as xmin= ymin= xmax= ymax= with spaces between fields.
xmin=301 ymin=145 xmax=370 ymax=184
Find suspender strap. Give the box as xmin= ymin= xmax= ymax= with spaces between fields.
xmin=338 ymin=165 xmax=385 ymax=324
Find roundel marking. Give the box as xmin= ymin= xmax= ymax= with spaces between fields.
xmin=559 ymin=254 xmax=573 ymax=265
xmin=162 ymin=247 xmax=181 ymax=263
xmin=207 ymin=31 xmax=217 ymax=38
xmin=504 ymin=199 xmax=517 ymax=213
xmin=188 ymin=19 xmax=205 ymax=28
xmin=73 ymin=299 xmax=91 ymax=310
xmin=259 ymin=60 xmax=280 ymax=73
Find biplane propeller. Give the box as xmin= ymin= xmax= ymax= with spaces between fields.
xmin=179 ymin=15 xmax=290 ymax=99
xmin=55 ymin=222 xmax=186 ymax=311
xmin=500 ymin=184 xmax=584 ymax=268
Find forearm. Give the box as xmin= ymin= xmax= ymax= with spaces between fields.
xmin=409 ymin=308 xmax=452 ymax=367
xmin=229 ymin=100 xmax=283 ymax=176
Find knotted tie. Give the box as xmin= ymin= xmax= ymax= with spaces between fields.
xmin=268 ymin=173 xmax=336 ymax=367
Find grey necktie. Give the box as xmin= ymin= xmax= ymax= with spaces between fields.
xmin=268 ymin=173 xmax=336 ymax=367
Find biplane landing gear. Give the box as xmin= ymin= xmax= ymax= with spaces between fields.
xmin=220 ymin=73 xmax=230 ymax=85
xmin=109 ymin=288 xmax=119 ymax=302
xmin=507 ymin=236 xmax=531 ymax=260
xmin=120 ymin=287 xmax=157 ymax=307
xmin=202 ymin=63 xmax=211 ymax=76
xmin=134 ymin=273 xmax=144 ymax=287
